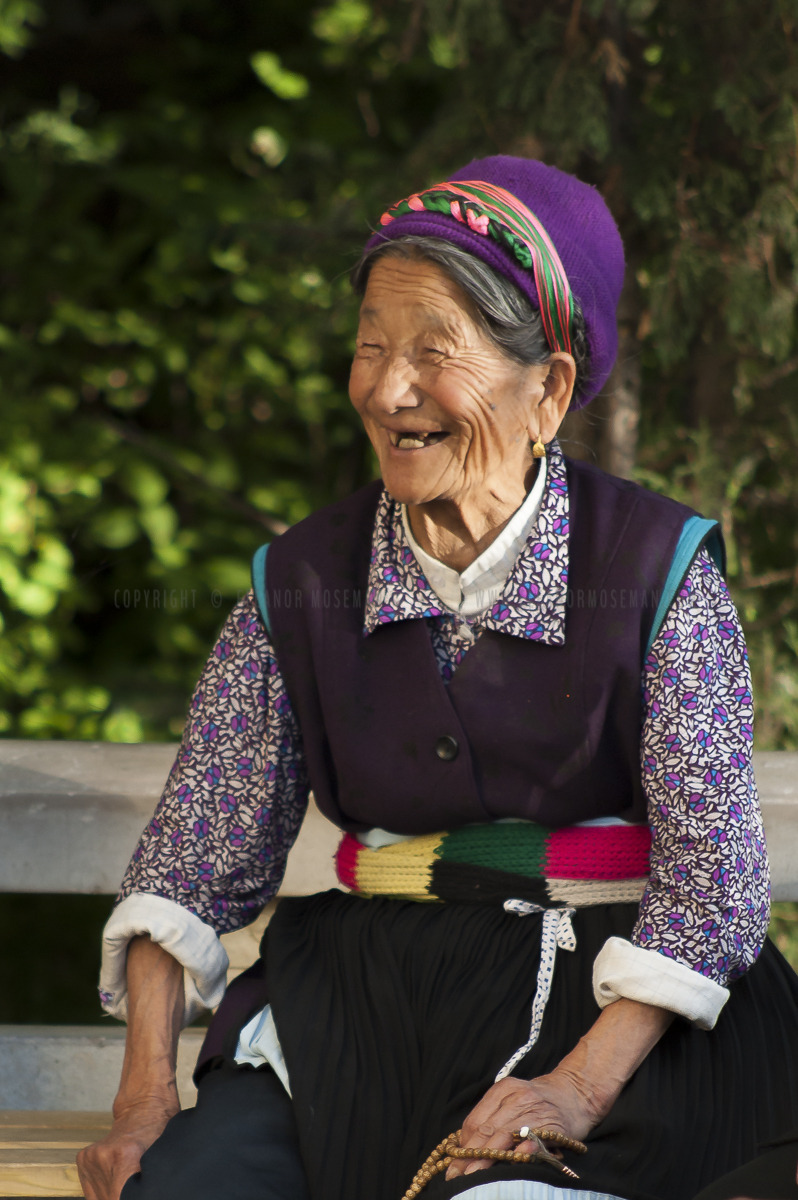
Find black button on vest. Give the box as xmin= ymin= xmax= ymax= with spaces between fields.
xmin=434 ymin=735 xmax=459 ymax=762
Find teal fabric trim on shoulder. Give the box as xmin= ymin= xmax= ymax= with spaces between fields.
xmin=645 ymin=516 xmax=723 ymax=657
xmin=251 ymin=543 xmax=270 ymax=636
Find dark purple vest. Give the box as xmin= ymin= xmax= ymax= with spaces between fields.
xmin=263 ymin=458 xmax=696 ymax=833
xmin=198 ymin=459 xmax=699 ymax=1072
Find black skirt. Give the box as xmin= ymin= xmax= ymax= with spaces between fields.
xmin=263 ymin=890 xmax=798 ymax=1200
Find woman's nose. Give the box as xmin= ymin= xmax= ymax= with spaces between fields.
xmin=372 ymin=356 xmax=420 ymax=412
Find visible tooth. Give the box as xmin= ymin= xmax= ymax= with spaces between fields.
xmin=398 ymin=436 xmax=426 ymax=449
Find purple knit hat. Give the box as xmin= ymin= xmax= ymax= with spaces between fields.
xmin=364 ymin=155 xmax=625 ymax=408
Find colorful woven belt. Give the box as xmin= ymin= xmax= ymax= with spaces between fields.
xmin=335 ymin=821 xmax=651 ymax=907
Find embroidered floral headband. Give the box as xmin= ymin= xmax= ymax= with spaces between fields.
xmin=379 ymin=180 xmax=576 ymax=359
xmin=365 ymin=156 xmax=626 ymax=408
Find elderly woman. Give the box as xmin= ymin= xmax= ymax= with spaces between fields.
xmin=79 ymin=157 xmax=798 ymax=1200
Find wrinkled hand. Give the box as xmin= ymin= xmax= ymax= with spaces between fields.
xmin=76 ymin=1094 xmax=178 ymax=1200
xmin=445 ymin=1070 xmax=601 ymax=1182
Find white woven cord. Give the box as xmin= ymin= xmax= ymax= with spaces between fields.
xmin=495 ymin=900 xmax=576 ymax=1082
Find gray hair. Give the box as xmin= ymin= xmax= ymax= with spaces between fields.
xmin=350 ymin=235 xmax=589 ymax=397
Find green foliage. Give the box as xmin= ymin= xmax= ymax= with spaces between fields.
xmin=0 ymin=0 xmax=394 ymax=737
xmin=0 ymin=0 xmax=797 ymax=744
xmin=770 ymin=902 xmax=798 ymax=973
xmin=633 ymin=403 xmax=798 ymax=748
xmin=0 ymin=0 xmax=41 ymax=57
xmin=250 ymin=52 xmax=310 ymax=101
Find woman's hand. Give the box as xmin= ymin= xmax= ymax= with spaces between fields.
xmin=76 ymin=1091 xmax=179 ymax=1200
xmin=445 ymin=1068 xmax=601 ymax=1180
xmin=447 ymin=997 xmax=674 ymax=1182
xmin=76 ymin=936 xmax=185 ymax=1200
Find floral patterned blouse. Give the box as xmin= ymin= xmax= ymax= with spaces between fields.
xmin=112 ymin=441 xmax=769 ymax=1010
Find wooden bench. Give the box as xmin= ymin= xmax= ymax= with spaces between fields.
xmin=0 ymin=739 xmax=341 ymax=1198
xmin=1 ymin=739 xmax=797 ymax=1197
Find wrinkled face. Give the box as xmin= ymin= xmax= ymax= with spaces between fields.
xmin=349 ymin=256 xmax=548 ymax=510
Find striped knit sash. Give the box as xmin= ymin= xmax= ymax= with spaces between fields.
xmin=335 ymin=821 xmax=650 ymax=907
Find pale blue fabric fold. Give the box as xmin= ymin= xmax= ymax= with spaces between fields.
xmin=457 ymin=1184 xmax=623 ymax=1199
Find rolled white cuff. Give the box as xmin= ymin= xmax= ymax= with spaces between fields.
xmin=99 ymin=892 xmax=229 ymax=1025
xmin=593 ymin=937 xmax=729 ymax=1029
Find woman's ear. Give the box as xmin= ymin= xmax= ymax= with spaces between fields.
xmin=528 ymin=354 xmax=576 ymax=444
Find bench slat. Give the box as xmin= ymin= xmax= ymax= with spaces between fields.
xmin=0 ymin=1113 xmax=110 ymax=1197
xmin=0 ymin=1028 xmax=202 ymax=1112
xmin=0 ymin=1113 xmax=110 ymax=1131
xmin=0 ymin=739 xmax=340 ymax=895
xmin=0 ymin=1164 xmax=81 ymax=1197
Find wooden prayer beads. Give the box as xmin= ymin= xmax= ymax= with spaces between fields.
xmin=401 ymin=1127 xmax=587 ymax=1198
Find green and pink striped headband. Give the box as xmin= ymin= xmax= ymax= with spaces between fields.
xmin=379 ymin=180 xmax=576 ymax=357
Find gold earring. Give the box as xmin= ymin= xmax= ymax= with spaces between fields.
xmin=532 ymin=433 xmax=546 ymax=459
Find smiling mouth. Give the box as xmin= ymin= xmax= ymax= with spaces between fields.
xmin=388 ymin=430 xmax=449 ymax=450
